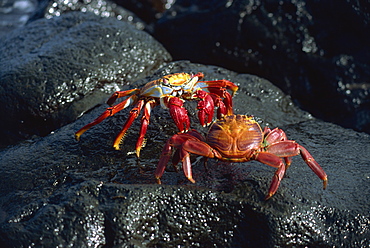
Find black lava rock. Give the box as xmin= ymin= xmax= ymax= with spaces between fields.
xmin=0 ymin=61 xmax=368 ymax=247
xmin=153 ymin=0 xmax=370 ymax=134
xmin=0 ymin=11 xmax=171 ymax=148
xmin=30 ymin=0 xmax=147 ymax=31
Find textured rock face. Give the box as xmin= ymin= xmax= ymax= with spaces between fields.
xmin=37 ymin=0 xmax=147 ymax=31
xmin=0 ymin=61 xmax=368 ymax=247
xmin=0 ymin=11 xmax=171 ymax=147
xmin=153 ymin=0 xmax=370 ymax=134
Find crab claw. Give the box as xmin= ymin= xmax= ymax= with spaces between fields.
xmin=194 ymin=90 xmax=214 ymax=126
xmin=203 ymin=83 xmax=237 ymax=116
xmin=167 ymin=96 xmax=190 ymax=132
xmin=211 ymin=96 xmax=227 ymax=119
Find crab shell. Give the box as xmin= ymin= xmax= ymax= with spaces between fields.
xmin=207 ymin=115 xmax=263 ymax=159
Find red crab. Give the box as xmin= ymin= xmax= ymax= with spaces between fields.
xmin=155 ymin=114 xmax=328 ymax=200
xmin=75 ymin=72 xmax=238 ymax=156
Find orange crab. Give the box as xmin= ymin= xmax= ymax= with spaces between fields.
xmin=155 ymin=114 xmax=328 ymax=200
xmin=75 ymin=72 xmax=238 ymax=156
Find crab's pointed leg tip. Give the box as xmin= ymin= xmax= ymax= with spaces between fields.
xmin=188 ymin=178 xmax=196 ymax=183
xmin=323 ymin=179 xmax=328 ymax=190
xmin=136 ymin=150 xmax=141 ymax=158
xmin=264 ymin=194 xmax=273 ymax=201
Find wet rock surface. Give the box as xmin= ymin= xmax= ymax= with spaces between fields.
xmin=153 ymin=0 xmax=370 ymax=134
xmin=0 ymin=62 xmax=369 ymax=247
xmin=0 ymin=11 xmax=171 ymax=148
xmin=30 ymin=0 xmax=147 ymax=31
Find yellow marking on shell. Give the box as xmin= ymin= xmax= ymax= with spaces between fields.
xmin=220 ymin=115 xmax=258 ymax=137
xmin=163 ymin=73 xmax=191 ymax=86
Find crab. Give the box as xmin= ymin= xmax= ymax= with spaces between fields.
xmin=155 ymin=114 xmax=328 ymax=200
xmin=75 ymin=72 xmax=238 ymax=156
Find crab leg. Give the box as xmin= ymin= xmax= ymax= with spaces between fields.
xmin=171 ymin=149 xmax=182 ymax=169
xmin=179 ymin=149 xmax=195 ymax=183
xmin=179 ymin=139 xmax=229 ymax=183
xmin=298 ymin=145 xmax=328 ymax=189
xmin=254 ymin=152 xmax=286 ymax=200
xmin=155 ymin=138 xmax=173 ymax=184
xmin=264 ymin=128 xmax=292 ymax=166
xmin=155 ymin=130 xmax=204 ymax=183
xmin=106 ymin=88 xmax=140 ymax=106
xmin=264 ymin=128 xmax=288 ymax=143
xmin=200 ymin=80 xmax=239 ymax=96
xmin=181 ymin=141 xmax=212 ymax=183
xmin=263 ymin=126 xmax=272 ymax=136
xmin=266 ymin=141 xmax=328 ymax=189
xmin=112 ymin=99 xmax=145 ymax=150
xmin=135 ymin=99 xmax=158 ymax=157
xmin=170 ymin=129 xmax=206 ymax=166
xmin=181 ymin=139 xmax=217 ymax=158
xmin=75 ymin=94 xmax=138 ymax=141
